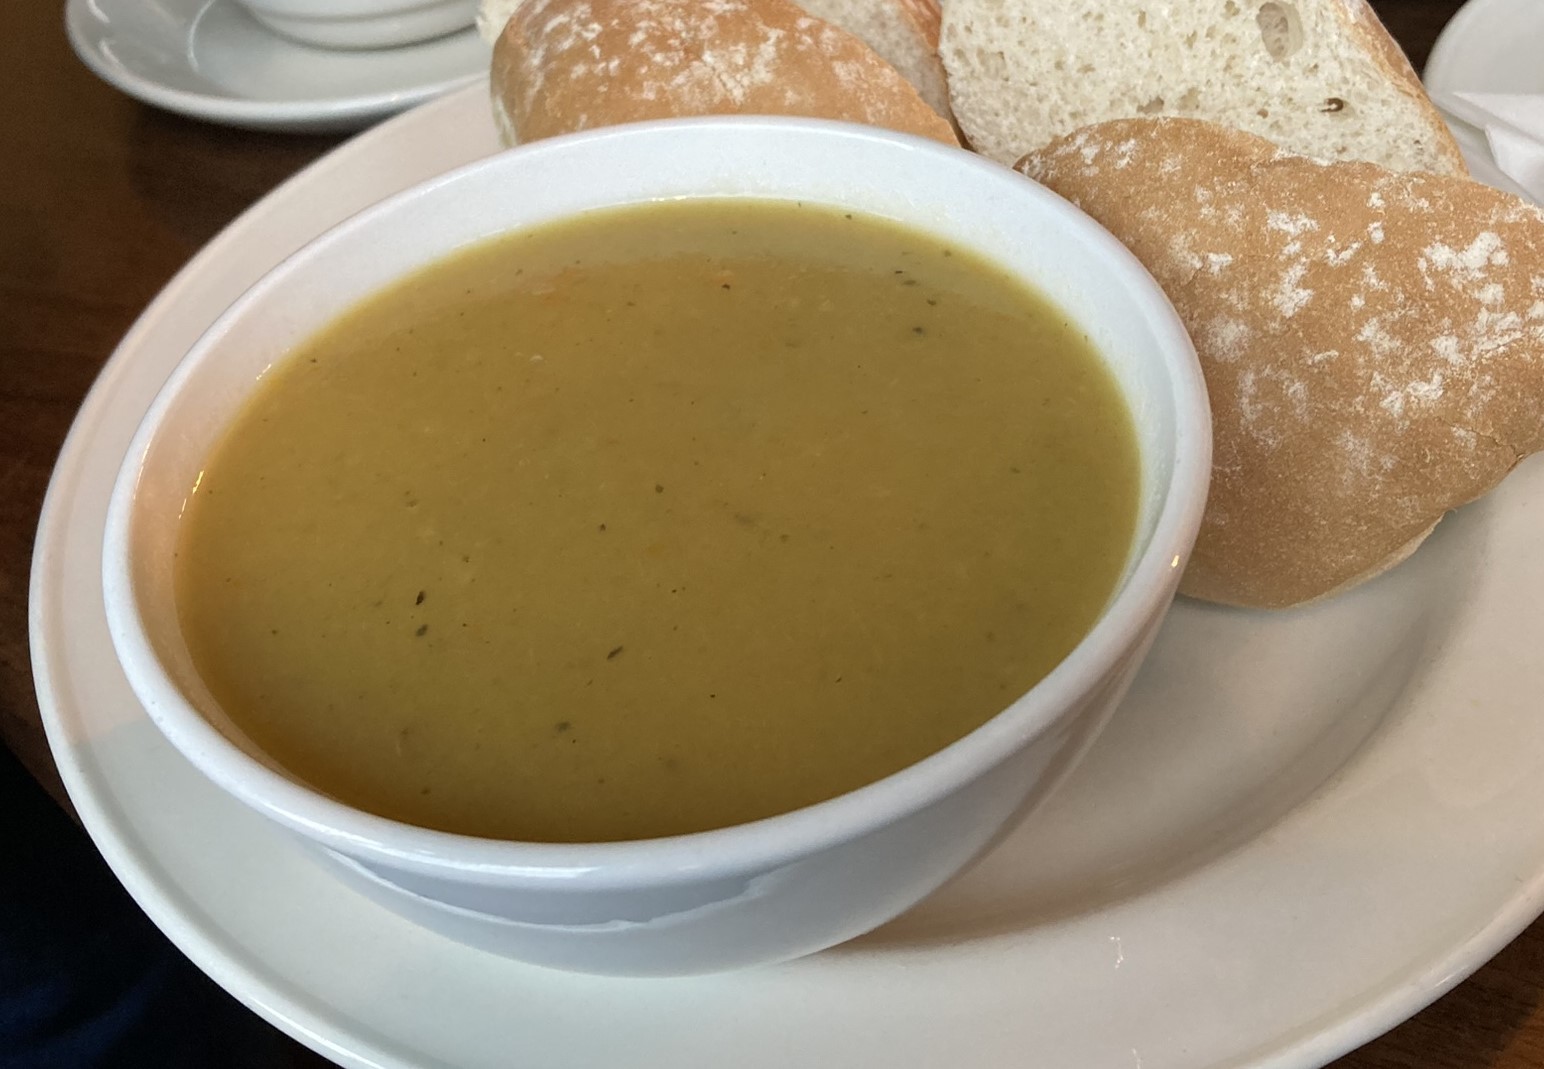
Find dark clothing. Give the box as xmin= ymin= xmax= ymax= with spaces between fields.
xmin=0 ymin=744 xmax=292 ymax=1068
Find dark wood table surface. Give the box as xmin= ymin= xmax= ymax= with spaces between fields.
xmin=4 ymin=2 xmax=1541 ymax=1066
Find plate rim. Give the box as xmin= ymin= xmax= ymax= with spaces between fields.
xmin=64 ymin=0 xmax=486 ymax=131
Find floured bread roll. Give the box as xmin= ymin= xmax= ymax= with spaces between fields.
xmin=478 ymin=0 xmax=953 ymax=125
xmin=1018 ymin=118 xmax=1544 ymax=608
xmin=490 ymin=0 xmax=959 ymax=146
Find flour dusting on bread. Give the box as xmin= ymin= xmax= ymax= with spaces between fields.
xmin=494 ymin=0 xmax=958 ymax=145
xmin=1020 ymin=118 xmax=1544 ymax=608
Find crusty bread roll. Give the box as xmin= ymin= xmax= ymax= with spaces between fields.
xmin=490 ymin=0 xmax=959 ymax=147
xmin=478 ymin=0 xmax=953 ymax=126
xmin=941 ymin=0 xmax=1465 ymax=175
xmin=1018 ymin=118 xmax=1544 ymax=608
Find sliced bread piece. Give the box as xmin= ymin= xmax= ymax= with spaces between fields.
xmin=795 ymin=0 xmax=952 ymax=123
xmin=491 ymin=0 xmax=959 ymax=146
xmin=1018 ymin=118 xmax=1544 ymax=608
xmin=942 ymin=0 xmax=1465 ymax=174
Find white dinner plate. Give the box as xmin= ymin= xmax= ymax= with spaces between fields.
xmin=30 ymin=85 xmax=1544 ymax=1069
xmin=65 ymin=0 xmax=489 ymax=134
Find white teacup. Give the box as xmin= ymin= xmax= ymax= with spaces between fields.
xmin=238 ymin=0 xmax=477 ymax=49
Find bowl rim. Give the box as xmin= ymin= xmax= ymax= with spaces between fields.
xmin=101 ymin=115 xmax=1211 ymax=887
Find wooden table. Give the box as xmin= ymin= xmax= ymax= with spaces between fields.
xmin=4 ymin=2 xmax=1540 ymax=1066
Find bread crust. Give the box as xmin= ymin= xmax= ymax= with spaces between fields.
xmin=1018 ymin=118 xmax=1544 ymax=608
xmin=795 ymin=0 xmax=953 ymax=123
xmin=493 ymin=0 xmax=959 ymax=146
xmin=1331 ymin=0 xmax=1465 ymax=174
xmin=896 ymin=0 xmax=940 ymax=47
xmin=895 ymin=0 xmax=952 ymax=128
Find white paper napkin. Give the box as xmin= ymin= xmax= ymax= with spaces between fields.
xmin=1431 ymin=89 xmax=1544 ymax=203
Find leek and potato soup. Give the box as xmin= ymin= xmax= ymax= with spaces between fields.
xmin=174 ymin=200 xmax=1140 ymax=843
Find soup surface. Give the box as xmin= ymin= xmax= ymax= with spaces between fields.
xmin=176 ymin=199 xmax=1139 ymax=842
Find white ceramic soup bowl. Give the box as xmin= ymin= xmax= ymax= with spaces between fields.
xmin=103 ymin=118 xmax=1210 ymax=977
xmin=237 ymin=0 xmax=476 ymax=49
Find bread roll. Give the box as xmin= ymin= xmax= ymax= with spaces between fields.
xmin=1018 ymin=118 xmax=1544 ymax=608
xmin=478 ymin=0 xmax=952 ymax=124
xmin=490 ymin=0 xmax=959 ymax=147
xmin=941 ymin=0 xmax=1465 ymax=175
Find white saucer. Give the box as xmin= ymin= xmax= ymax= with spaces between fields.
xmin=65 ymin=0 xmax=489 ymax=134
xmin=31 ymin=87 xmax=1544 ymax=1069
